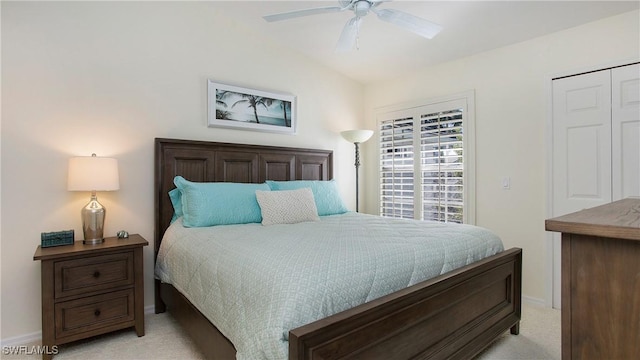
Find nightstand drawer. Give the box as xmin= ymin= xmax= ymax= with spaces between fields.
xmin=54 ymin=252 xmax=134 ymax=299
xmin=54 ymin=289 xmax=135 ymax=340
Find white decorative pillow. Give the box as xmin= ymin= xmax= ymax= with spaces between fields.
xmin=256 ymin=188 xmax=320 ymax=226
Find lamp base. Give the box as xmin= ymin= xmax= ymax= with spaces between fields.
xmin=81 ymin=192 xmax=106 ymax=245
xmin=83 ymin=238 xmax=105 ymax=245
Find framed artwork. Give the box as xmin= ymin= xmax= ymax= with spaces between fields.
xmin=207 ymin=80 xmax=296 ymax=134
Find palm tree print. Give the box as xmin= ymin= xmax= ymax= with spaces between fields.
xmin=211 ymin=83 xmax=293 ymax=129
xmin=230 ymin=95 xmax=273 ymax=124
xmin=215 ymin=90 xmax=231 ymax=120
xmin=280 ymin=100 xmax=291 ymax=127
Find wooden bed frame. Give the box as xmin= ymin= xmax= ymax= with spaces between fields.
xmin=154 ymin=137 xmax=522 ymax=359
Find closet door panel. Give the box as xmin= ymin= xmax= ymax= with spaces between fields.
xmin=612 ymin=64 xmax=640 ymax=200
xmin=552 ymin=70 xmax=612 ymax=217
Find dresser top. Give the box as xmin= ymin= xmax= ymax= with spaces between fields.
xmin=545 ymin=198 xmax=640 ymax=241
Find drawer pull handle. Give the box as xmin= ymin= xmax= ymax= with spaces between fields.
xmin=94 ymin=309 xmax=101 ymax=317
xmin=93 ymin=271 xmax=101 ymax=278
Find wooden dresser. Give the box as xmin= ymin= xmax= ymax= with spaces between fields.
xmin=545 ymin=198 xmax=640 ymax=360
xmin=34 ymin=234 xmax=148 ymax=360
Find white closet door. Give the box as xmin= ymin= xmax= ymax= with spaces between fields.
xmin=612 ymin=64 xmax=640 ymax=200
xmin=552 ymin=70 xmax=612 ymax=217
xmin=550 ymin=64 xmax=638 ymax=309
xmin=551 ymin=70 xmax=612 ymax=309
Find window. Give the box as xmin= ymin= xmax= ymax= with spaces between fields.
xmin=378 ymin=93 xmax=475 ymax=224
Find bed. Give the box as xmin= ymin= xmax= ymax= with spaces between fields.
xmin=154 ymin=138 xmax=522 ymax=360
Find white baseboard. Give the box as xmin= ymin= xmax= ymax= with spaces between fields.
xmin=1 ymin=305 xmax=157 ymax=347
xmin=523 ymin=295 xmax=547 ymax=308
xmin=0 ymin=331 xmax=41 ymax=348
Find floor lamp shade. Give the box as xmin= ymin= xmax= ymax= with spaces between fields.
xmin=340 ymin=129 xmax=374 ymax=144
xmin=340 ymin=130 xmax=374 ymax=212
xmin=68 ymin=154 xmax=120 ymax=244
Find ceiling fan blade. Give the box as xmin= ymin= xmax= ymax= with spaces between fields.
xmin=372 ymin=8 xmax=442 ymax=39
xmin=263 ymin=6 xmax=344 ymax=22
xmin=335 ymin=17 xmax=362 ymax=53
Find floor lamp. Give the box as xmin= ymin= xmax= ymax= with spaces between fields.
xmin=341 ymin=129 xmax=374 ymax=212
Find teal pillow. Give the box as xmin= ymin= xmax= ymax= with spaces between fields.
xmin=265 ymin=180 xmax=348 ymax=216
xmin=174 ymin=176 xmax=270 ymax=227
xmin=168 ymin=188 xmax=183 ymax=223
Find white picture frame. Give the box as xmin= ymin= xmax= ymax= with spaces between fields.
xmin=207 ymin=80 xmax=296 ymax=134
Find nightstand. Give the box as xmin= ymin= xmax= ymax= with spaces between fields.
xmin=33 ymin=234 xmax=148 ymax=360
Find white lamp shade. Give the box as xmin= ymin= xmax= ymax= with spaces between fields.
xmin=68 ymin=155 xmax=120 ymax=191
xmin=341 ymin=129 xmax=374 ymax=144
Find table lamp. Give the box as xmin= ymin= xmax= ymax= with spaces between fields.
xmin=68 ymin=154 xmax=120 ymax=244
xmin=340 ymin=129 xmax=374 ymax=212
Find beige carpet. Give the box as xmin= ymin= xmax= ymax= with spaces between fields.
xmin=5 ymin=304 xmax=560 ymax=360
xmin=475 ymin=304 xmax=561 ymax=360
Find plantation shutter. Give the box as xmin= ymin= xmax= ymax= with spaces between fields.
xmin=421 ymin=109 xmax=464 ymax=223
xmin=378 ymin=95 xmax=473 ymax=224
xmin=380 ymin=114 xmax=415 ymax=218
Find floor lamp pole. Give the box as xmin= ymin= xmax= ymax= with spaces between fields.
xmin=354 ymin=142 xmax=361 ymax=212
xmin=340 ymin=129 xmax=373 ymax=213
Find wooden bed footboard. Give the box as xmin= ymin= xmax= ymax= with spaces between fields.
xmin=157 ymin=248 xmax=521 ymax=360
xmin=289 ymin=248 xmax=522 ymax=360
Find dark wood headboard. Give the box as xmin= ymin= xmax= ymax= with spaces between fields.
xmin=154 ymin=138 xmax=333 ymax=257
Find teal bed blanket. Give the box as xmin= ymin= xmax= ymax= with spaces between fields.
xmin=155 ymin=212 xmax=504 ymax=360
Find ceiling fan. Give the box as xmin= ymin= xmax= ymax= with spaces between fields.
xmin=263 ymin=0 xmax=443 ymax=53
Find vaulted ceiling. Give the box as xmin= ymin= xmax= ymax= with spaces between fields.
xmin=216 ymin=1 xmax=639 ymax=84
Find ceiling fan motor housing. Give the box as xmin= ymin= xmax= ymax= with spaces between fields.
xmin=354 ymin=1 xmax=372 ymax=17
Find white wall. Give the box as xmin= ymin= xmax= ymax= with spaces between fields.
xmin=0 ymin=2 xmax=364 ymax=340
xmin=362 ymin=10 xmax=640 ymax=303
